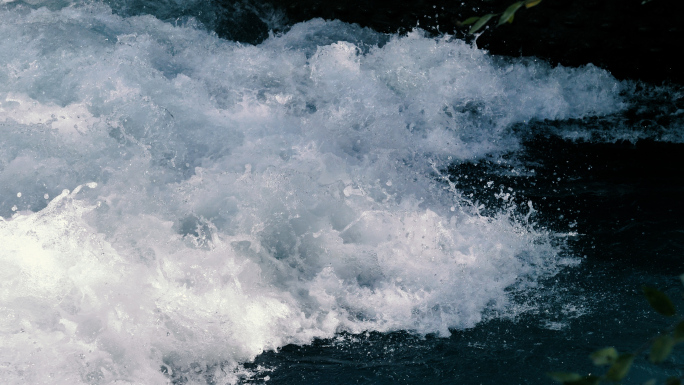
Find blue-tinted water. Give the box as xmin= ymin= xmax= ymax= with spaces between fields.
xmin=0 ymin=1 xmax=682 ymax=384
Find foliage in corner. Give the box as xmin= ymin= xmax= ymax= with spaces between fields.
xmin=548 ymin=274 xmax=684 ymax=385
xmin=459 ymin=0 xmax=542 ymax=35
xmin=460 ymin=0 xmax=658 ymax=34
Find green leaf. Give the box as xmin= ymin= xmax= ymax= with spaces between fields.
xmin=548 ymin=372 xmax=582 ymax=383
xmin=590 ymin=347 xmax=618 ymax=366
xmin=642 ymin=285 xmax=676 ymax=316
xmin=605 ymin=354 xmax=635 ymax=381
xmin=674 ymin=321 xmax=684 ymax=343
xmin=498 ymin=2 xmax=523 ymax=26
xmin=666 ymin=377 xmax=682 ymax=385
xmin=524 ymin=0 xmax=542 ymax=8
xmin=650 ymin=335 xmax=675 ymax=363
xmin=644 ymin=379 xmax=657 ymax=385
xmin=567 ymin=375 xmax=601 ymax=385
xmin=679 ymin=273 xmax=684 ymax=287
xmin=469 ymin=14 xmax=494 ymax=34
xmin=461 ymin=16 xmax=481 ymax=25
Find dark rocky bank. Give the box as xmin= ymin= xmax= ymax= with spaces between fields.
xmin=209 ymin=0 xmax=684 ymax=85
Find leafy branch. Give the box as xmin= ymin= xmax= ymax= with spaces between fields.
xmin=459 ymin=0 xmax=543 ymax=35
xmin=549 ymin=275 xmax=684 ymax=385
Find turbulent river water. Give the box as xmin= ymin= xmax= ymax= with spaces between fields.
xmin=1 ymin=1 xmax=683 ymax=384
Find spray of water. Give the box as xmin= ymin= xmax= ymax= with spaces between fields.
xmin=0 ymin=2 xmax=629 ymax=383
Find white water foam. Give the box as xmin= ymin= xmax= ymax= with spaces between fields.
xmin=549 ymin=83 xmax=684 ymax=143
xmin=1 ymin=2 xmax=626 ymax=383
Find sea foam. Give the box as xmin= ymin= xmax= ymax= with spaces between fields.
xmin=0 ymin=1 xmax=626 ymax=383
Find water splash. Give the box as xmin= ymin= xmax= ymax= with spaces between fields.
xmin=0 ymin=2 xmax=632 ymax=383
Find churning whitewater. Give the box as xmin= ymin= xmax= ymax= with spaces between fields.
xmin=0 ymin=1 xmax=628 ymax=383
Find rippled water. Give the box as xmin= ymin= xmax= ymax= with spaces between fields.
xmin=1 ymin=1 xmax=683 ymax=383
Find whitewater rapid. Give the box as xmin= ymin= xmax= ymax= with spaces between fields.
xmin=0 ymin=1 xmax=631 ymax=383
